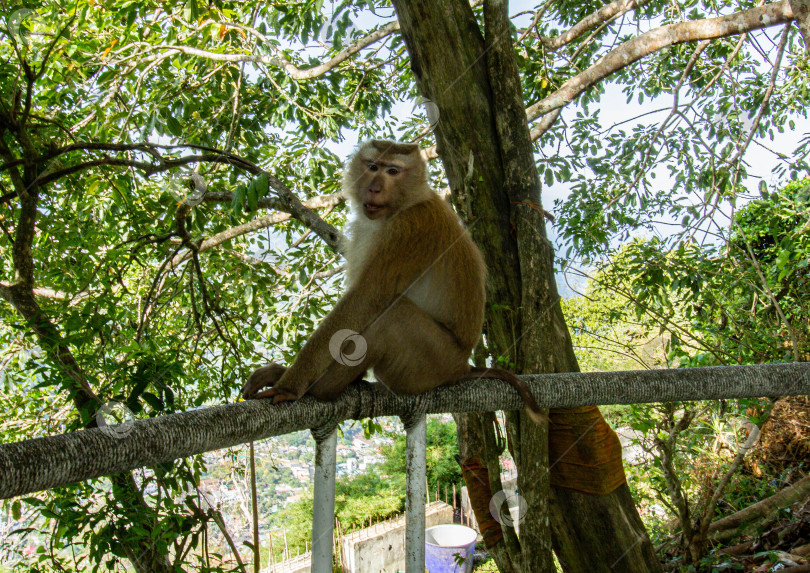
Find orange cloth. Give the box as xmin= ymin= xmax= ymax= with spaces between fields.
xmin=460 ymin=457 xmax=504 ymax=547
xmin=548 ymin=406 xmax=626 ymax=495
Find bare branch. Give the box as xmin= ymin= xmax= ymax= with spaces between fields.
xmin=168 ymin=193 xmax=346 ymax=270
xmin=263 ymin=173 xmax=341 ymax=251
xmin=202 ymin=190 xmax=344 ymax=214
xmin=731 ymin=23 xmax=791 ymax=172
xmin=420 ymin=145 xmax=439 ymax=162
xmin=2 ymin=362 xmax=807 ymax=500
xmin=698 ymin=404 xmax=774 ymax=541
xmin=526 ymin=1 xmax=796 ymax=122
xmin=539 ymin=0 xmax=654 ymax=51
xmin=136 ymin=21 xmax=400 ymax=81
xmin=529 ymin=108 xmax=562 ymax=141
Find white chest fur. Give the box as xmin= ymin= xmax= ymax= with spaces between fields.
xmin=343 ymin=215 xmax=382 ymax=289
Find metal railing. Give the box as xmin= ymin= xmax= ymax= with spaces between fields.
xmin=1 ymin=362 xmax=809 ymax=572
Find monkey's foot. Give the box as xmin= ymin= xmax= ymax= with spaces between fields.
xmin=241 ymin=363 xmax=287 ymax=400
xmin=252 ymin=387 xmax=299 ymax=404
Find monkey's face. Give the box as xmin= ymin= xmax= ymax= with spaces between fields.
xmin=357 ymin=160 xmax=405 ymax=220
xmin=344 ymin=140 xmax=429 ymax=220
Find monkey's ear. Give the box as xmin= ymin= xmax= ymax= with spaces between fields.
xmin=369 ymin=140 xmax=420 ymax=156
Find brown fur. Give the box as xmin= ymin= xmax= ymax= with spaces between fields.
xmin=242 ymin=140 xmax=543 ymax=420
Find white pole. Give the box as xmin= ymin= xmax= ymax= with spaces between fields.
xmin=311 ymin=428 xmax=337 ymax=573
xmin=404 ymin=414 xmax=427 ymax=573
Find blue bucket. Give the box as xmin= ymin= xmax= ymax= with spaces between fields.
xmin=425 ymin=524 xmax=477 ymax=573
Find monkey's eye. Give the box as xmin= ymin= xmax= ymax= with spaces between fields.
xmin=385 ymin=166 xmax=400 ymax=176
xmin=367 ymin=162 xmax=379 ymax=172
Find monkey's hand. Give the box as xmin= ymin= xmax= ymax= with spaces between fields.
xmin=252 ymin=387 xmax=299 ymax=404
xmin=241 ymin=363 xmax=287 ymax=400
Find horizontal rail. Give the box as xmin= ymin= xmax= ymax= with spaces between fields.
xmin=0 ymin=362 xmax=808 ymax=500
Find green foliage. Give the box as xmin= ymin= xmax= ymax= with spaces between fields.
xmin=0 ymin=0 xmax=807 ymax=568
xmin=574 ymin=178 xmax=810 ymax=368
xmin=335 ymin=471 xmax=403 ymax=528
xmin=378 ymin=416 xmax=462 ymax=499
xmin=563 ymin=178 xmax=809 ymax=564
xmin=0 ymin=1 xmax=394 ymax=567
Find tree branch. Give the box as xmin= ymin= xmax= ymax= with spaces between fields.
xmin=134 ymin=21 xmax=400 ymax=81
xmin=7 ymin=142 xmax=342 ymax=252
xmin=1 ymin=362 xmax=808 ymax=500
xmin=34 ymin=153 xmax=258 ymax=187
xmin=202 ymin=190 xmax=344 ymax=214
xmin=529 ymin=107 xmax=562 ymax=141
xmin=789 ymin=0 xmax=810 ymax=49
xmin=526 ymin=1 xmax=796 ymax=122
xmin=731 ymin=23 xmax=791 ymax=174
xmin=698 ymin=404 xmax=774 ymax=541
xmin=538 ymin=0 xmax=654 ymax=51
xmin=708 ymin=474 xmax=810 ymax=539
xmin=30 ymin=144 xmax=340 ymax=251
xmin=168 ymin=192 xmax=346 ymax=270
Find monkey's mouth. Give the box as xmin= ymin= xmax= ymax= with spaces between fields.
xmin=363 ymin=203 xmax=388 ymax=217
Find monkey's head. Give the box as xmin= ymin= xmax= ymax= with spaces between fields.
xmin=343 ymin=140 xmax=431 ymax=220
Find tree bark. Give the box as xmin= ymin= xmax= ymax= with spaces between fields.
xmin=389 ymin=0 xmax=661 ymax=570
xmin=789 ymin=0 xmax=810 ymax=50
xmin=550 ymin=484 xmax=662 ymax=570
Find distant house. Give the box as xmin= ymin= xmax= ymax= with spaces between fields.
xmin=291 ymin=464 xmax=312 ymax=481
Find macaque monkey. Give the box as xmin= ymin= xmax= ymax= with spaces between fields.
xmin=242 ymin=140 xmax=543 ymax=419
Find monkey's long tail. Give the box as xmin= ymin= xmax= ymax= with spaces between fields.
xmin=465 ymin=367 xmax=547 ymax=423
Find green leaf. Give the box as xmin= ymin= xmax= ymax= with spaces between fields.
xmin=255 ymin=173 xmax=269 ymax=197
xmin=166 ymin=115 xmax=183 ymax=137
xmin=247 ymin=181 xmax=258 ymax=212
xmin=232 ymin=184 xmax=245 ymax=217
xmin=142 ymin=392 xmax=165 ymax=412
xmin=126 ymin=7 xmax=137 ymax=29
xmin=188 ymin=0 xmax=200 ymax=20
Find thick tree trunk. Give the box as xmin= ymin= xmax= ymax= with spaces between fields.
xmin=550 ymin=484 xmax=662 ymax=571
xmin=390 ymin=0 xmax=661 ymax=570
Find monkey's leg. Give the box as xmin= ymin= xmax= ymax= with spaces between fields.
xmin=248 ymin=299 xmax=468 ymax=404
xmin=259 ymin=347 xmax=370 ymax=404
xmin=305 ymin=360 xmax=370 ymax=401
xmin=366 ymin=298 xmax=471 ymax=396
